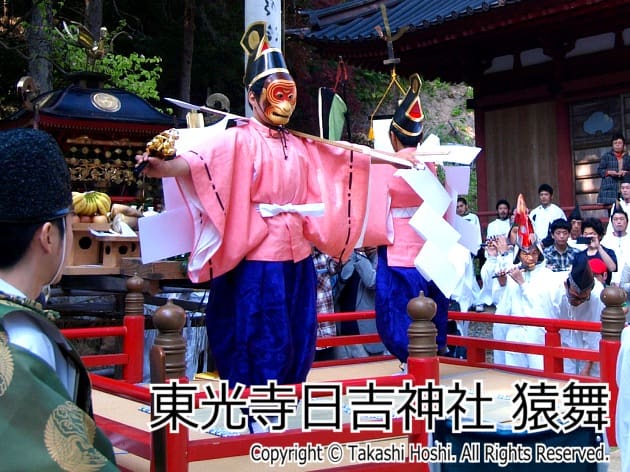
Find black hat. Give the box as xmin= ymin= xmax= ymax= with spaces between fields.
xmin=567 ymin=256 xmax=595 ymax=293
xmin=241 ymin=21 xmax=291 ymax=89
xmin=611 ymin=203 xmax=629 ymax=222
xmin=568 ymin=205 xmax=582 ymax=221
xmin=0 ymin=128 xmax=71 ymax=223
xmin=391 ymin=73 xmax=424 ymax=138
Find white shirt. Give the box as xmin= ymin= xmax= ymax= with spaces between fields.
xmin=530 ymin=203 xmax=566 ymax=240
xmin=551 ymin=280 xmax=603 ymax=376
xmin=495 ymin=265 xmax=564 ymax=369
xmin=496 ymin=264 xmax=563 ymax=319
xmin=606 ymin=200 xmax=630 ymax=235
xmin=601 ymin=232 xmax=630 ymax=284
xmin=462 ymin=212 xmax=481 ymax=234
xmin=486 ymin=218 xmax=512 ymax=239
xmin=0 ymin=279 xmax=56 ymax=368
xmin=478 ymin=253 xmax=512 ymax=305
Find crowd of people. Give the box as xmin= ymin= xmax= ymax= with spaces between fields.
xmin=451 ymin=128 xmax=630 ymax=379
xmin=482 ymin=191 xmax=607 ymax=374
xmin=474 ymin=181 xmax=624 ymax=374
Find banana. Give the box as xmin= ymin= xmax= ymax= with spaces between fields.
xmin=100 ymin=193 xmax=112 ymax=214
xmin=94 ymin=192 xmax=111 ymax=216
xmin=72 ymin=191 xmax=83 ymax=207
xmin=90 ymin=195 xmax=99 ymax=215
xmin=72 ymin=191 xmax=112 ymax=216
xmin=73 ymin=199 xmax=82 ymax=215
xmin=94 ymin=198 xmax=106 ymax=216
xmin=72 ymin=192 xmax=85 ymax=214
xmin=83 ymin=191 xmax=97 ymax=215
xmin=74 ymin=196 xmax=88 ymax=216
xmin=103 ymin=193 xmax=112 ymax=208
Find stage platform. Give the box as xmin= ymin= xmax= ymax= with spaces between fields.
xmin=93 ymin=361 xmax=605 ymax=471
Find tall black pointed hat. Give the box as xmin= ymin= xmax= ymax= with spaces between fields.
xmin=391 ymin=73 xmax=424 ymax=138
xmin=611 ymin=202 xmax=628 ymax=221
xmin=568 ymin=255 xmax=595 ymax=293
xmin=568 ymin=204 xmax=582 ymax=221
xmin=241 ymin=21 xmax=291 ymax=89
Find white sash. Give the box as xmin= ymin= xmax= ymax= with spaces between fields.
xmin=256 ymin=202 xmax=325 ymax=218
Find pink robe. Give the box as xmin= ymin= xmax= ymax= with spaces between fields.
xmin=363 ymin=163 xmax=436 ymax=266
xmin=364 ymin=161 xmax=449 ymax=359
xmin=175 ymin=118 xmax=371 ymax=282
xmin=171 ymin=119 xmax=371 ymax=388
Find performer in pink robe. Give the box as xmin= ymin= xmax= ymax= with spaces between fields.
xmin=136 ymin=22 xmax=371 ymax=392
xmin=364 ymin=74 xmax=450 ymax=363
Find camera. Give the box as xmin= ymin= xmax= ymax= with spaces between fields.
xmin=576 ymin=236 xmax=592 ymax=244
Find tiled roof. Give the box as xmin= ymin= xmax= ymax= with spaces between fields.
xmin=1 ymin=84 xmax=177 ymax=129
xmin=37 ymin=85 xmax=175 ymax=125
xmin=296 ymin=0 xmax=523 ymax=43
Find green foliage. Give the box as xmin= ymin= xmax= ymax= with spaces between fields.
xmin=51 ymin=21 xmax=163 ymax=101
xmin=353 ymin=68 xmax=394 ymax=106
xmin=451 ymin=105 xmax=463 ymax=118
xmin=422 ymin=77 xmax=450 ymax=97
xmin=98 ymin=53 xmax=162 ymax=101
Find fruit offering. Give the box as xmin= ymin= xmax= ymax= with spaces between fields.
xmin=72 ymin=191 xmax=112 ymax=216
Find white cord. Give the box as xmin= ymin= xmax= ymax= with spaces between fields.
xmin=47 ymin=216 xmax=68 ymax=288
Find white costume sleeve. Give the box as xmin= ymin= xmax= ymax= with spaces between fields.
xmin=3 ymin=313 xmax=56 ymax=369
xmin=3 ymin=312 xmax=76 ymax=399
xmin=580 ymin=283 xmax=604 ymax=351
xmin=617 ymin=326 xmax=630 ymax=472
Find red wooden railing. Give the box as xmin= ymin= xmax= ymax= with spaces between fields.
xmin=61 ymin=313 xmax=144 ymax=383
xmin=60 ymin=296 xmax=623 ymax=470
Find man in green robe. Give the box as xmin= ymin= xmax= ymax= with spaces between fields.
xmin=0 ymin=128 xmax=118 ymax=470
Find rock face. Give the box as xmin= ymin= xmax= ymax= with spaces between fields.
xmin=349 ymin=81 xmax=475 ymax=148
xmin=420 ymin=82 xmax=475 ymax=145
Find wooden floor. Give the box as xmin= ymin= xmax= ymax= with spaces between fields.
xmin=96 ymin=360 xmax=576 ymax=471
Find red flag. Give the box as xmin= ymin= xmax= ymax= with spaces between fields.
xmin=514 ymin=193 xmax=535 ymax=250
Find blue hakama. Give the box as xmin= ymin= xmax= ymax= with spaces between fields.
xmin=375 ymin=246 xmax=449 ymax=362
xmin=205 ymin=257 xmax=317 ymax=387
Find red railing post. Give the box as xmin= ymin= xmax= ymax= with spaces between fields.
xmin=544 ymin=327 xmax=563 ymax=375
xmin=163 ymin=424 xmax=189 ymax=471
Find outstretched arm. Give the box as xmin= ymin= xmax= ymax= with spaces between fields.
xmin=135 ymin=154 xmax=191 ymax=178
